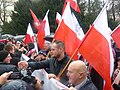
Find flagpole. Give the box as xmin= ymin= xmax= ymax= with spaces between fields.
xmin=111 ymin=24 xmax=120 ymax=34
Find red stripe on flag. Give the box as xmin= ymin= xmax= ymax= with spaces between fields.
xmin=54 ymin=20 xmax=79 ymax=60
xmin=24 ymin=34 xmax=34 ymax=44
xmin=111 ymin=25 xmax=120 ymax=49
xmin=79 ymin=25 xmax=112 ymax=90
xmin=37 ymin=21 xmax=46 ymax=49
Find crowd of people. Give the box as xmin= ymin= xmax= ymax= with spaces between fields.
xmin=0 ymin=37 xmax=120 ymax=90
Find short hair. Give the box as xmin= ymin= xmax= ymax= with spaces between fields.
xmin=53 ymin=40 xmax=65 ymax=50
xmin=4 ymin=44 xmax=14 ymax=52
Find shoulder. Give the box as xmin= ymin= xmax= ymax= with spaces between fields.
xmin=0 ymin=64 xmax=18 ymax=73
xmin=80 ymin=79 xmax=98 ymax=90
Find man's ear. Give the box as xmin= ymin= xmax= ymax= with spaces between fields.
xmin=79 ymin=73 xmax=84 ymax=78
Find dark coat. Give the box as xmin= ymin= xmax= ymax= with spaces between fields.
xmin=0 ymin=62 xmax=18 ymax=75
xmin=28 ymin=54 xmax=71 ymax=85
xmin=10 ymin=51 xmax=22 ymax=66
xmin=90 ymin=68 xmax=103 ymax=90
xmin=0 ymin=80 xmax=34 ymax=90
xmin=77 ymin=78 xmax=98 ymax=90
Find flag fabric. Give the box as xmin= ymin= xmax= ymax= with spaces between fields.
xmin=72 ymin=13 xmax=85 ymax=59
xmin=71 ymin=13 xmax=84 ymax=42
xmin=37 ymin=10 xmax=50 ymax=49
xmin=24 ymin=23 xmax=38 ymax=54
xmin=111 ymin=24 xmax=120 ymax=48
xmin=56 ymin=12 xmax=62 ymax=24
xmin=54 ymin=2 xmax=82 ymax=60
xmin=20 ymin=53 xmax=30 ymax=61
xmin=79 ymin=2 xmax=114 ymax=90
xmin=24 ymin=23 xmax=35 ymax=44
xmin=30 ymin=8 xmax=41 ymax=31
xmin=62 ymin=0 xmax=80 ymax=14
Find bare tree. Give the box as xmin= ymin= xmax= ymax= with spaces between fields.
xmin=108 ymin=0 xmax=120 ymax=22
xmin=0 ymin=0 xmax=14 ymax=26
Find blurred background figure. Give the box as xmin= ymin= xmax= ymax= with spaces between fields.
xmin=43 ymin=41 xmax=51 ymax=55
xmin=35 ymin=50 xmax=47 ymax=62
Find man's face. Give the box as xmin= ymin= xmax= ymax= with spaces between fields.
xmin=50 ymin=43 xmax=61 ymax=58
xmin=67 ymin=65 xmax=80 ymax=85
xmin=44 ymin=43 xmax=50 ymax=51
xmin=3 ymin=54 xmax=12 ymax=63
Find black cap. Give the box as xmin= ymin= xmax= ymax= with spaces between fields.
xmin=39 ymin=50 xmax=47 ymax=56
xmin=0 ymin=50 xmax=9 ymax=62
xmin=0 ymin=42 xmax=5 ymax=51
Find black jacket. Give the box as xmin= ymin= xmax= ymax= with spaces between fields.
xmin=28 ymin=54 xmax=71 ymax=85
xmin=0 ymin=62 xmax=18 ymax=75
xmin=0 ymin=80 xmax=34 ymax=90
xmin=77 ymin=78 xmax=98 ymax=90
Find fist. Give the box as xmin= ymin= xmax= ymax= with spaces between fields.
xmin=18 ymin=61 xmax=28 ymax=69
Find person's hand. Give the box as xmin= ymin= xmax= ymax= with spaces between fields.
xmin=0 ymin=72 xmax=13 ymax=85
xmin=48 ymin=73 xmax=57 ymax=79
xmin=30 ymin=52 xmax=37 ymax=59
xmin=18 ymin=61 xmax=28 ymax=69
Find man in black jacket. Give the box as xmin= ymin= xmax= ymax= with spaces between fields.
xmin=18 ymin=40 xmax=71 ymax=85
xmin=0 ymin=50 xmax=18 ymax=75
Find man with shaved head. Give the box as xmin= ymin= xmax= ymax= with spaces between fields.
xmin=67 ymin=60 xmax=97 ymax=90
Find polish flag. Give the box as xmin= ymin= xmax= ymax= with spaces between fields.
xmin=24 ymin=23 xmax=35 ymax=44
xmin=24 ymin=23 xmax=38 ymax=53
xmin=111 ymin=24 xmax=120 ymax=48
xmin=54 ymin=2 xmax=82 ymax=60
xmin=56 ymin=12 xmax=62 ymax=24
xmin=79 ymin=2 xmax=114 ymax=90
xmin=62 ymin=0 xmax=80 ymax=14
xmin=30 ymin=9 xmax=41 ymax=31
xmin=37 ymin=10 xmax=50 ymax=49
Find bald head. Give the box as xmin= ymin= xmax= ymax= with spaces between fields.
xmin=69 ymin=60 xmax=87 ymax=73
xmin=67 ymin=60 xmax=87 ymax=85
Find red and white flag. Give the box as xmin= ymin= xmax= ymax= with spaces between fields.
xmin=111 ymin=24 xmax=120 ymax=49
xmin=24 ymin=23 xmax=38 ymax=54
xmin=79 ymin=2 xmax=114 ymax=90
xmin=37 ymin=10 xmax=50 ymax=49
xmin=54 ymin=2 xmax=82 ymax=60
xmin=56 ymin=12 xmax=62 ymax=24
xmin=24 ymin=23 xmax=35 ymax=44
xmin=62 ymin=0 xmax=80 ymax=14
xmin=30 ymin=9 xmax=41 ymax=31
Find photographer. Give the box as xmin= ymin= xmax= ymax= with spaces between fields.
xmin=0 ymin=74 xmax=42 ymax=90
